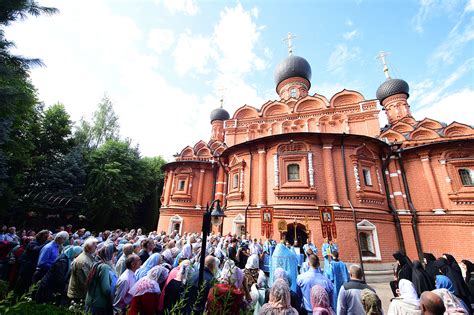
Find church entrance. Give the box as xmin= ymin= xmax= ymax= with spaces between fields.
xmin=284 ymin=223 xmax=308 ymax=247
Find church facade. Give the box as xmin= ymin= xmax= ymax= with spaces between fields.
xmin=157 ymin=52 xmax=474 ymax=275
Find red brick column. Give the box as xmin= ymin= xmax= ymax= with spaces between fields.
xmin=163 ymin=170 xmax=174 ymax=206
xmin=257 ymin=148 xmax=267 ymax=207
xmin=196 ymin=169 xmax=205 ymax=209
xmin=322 ymin=144 xmax=339 ymax=207
xmin=420 ymin=154 xmax=445 ymax=213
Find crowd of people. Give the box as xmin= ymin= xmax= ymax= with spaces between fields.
xmin=0 ymin=224 xmax=472 ymax=315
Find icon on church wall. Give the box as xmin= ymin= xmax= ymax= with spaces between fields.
xmin=323 ymin=212 xmax=332 ymax=223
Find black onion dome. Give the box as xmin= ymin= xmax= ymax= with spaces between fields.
xmin=376 ymin=78 xmax=409 ymax=103
xmin=210 ymin=107 xmax=230 ymax=122
xmin=274 ymin=55 xmax=312 ymax=87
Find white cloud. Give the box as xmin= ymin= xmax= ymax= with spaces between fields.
xmin=147 ymin=28 xmax=175 ymax=54
xmin=327 ymin=44 xmax=360 ymax=74
xmin=429 ymin=17 xmax=474 ymax=66
xmin=413 ymin=89 xmax=474 ymax=125
xmin=157 ymin=0 xmax=199 ymax=16
xmin=414 ymin=58 xmax=473 ymax=108
xmin=343 ymin=30 xmax=358 ymax=40
xmin=412 ymin=0 xmax=435 ymax=34
xmin=345 ymin=19 xmax=354 ymax=27
xmin=173 ymin=29 xmax=214 ymax=75
xmin=6 ymin=1 xmax=269 ymax=160
xmin=465 ymin=0 xmax=474 ymax=12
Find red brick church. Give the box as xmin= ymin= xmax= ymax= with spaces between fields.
xmin=157 ymin=47 xmax=474 ymax=275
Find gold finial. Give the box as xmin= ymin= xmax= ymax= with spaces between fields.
xmin=376 ymin=51 xmax=391 ymax=79
xmin=218 ymin=86 xmax=226 ymax=108
xmin=283 ymin=32 xmax=296 ymax=56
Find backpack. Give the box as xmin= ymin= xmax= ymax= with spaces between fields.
xmin=85 ymin=262 xmax=103 ymax=290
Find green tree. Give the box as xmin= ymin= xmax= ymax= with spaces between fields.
xmin=0 ymin=1 xmax=57 ymax=217
xmin=37 ymin=103 xmax=73 ymax=165
xmin=136 ymin=156 xmax=167 ymax=231
xmin=85 ymin=140 xmax=148 ymax=230
xmin=75 ymin=94 xmax=119 ymax=149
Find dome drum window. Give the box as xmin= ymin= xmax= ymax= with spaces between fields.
xmin=459 ymin=168 xmax=474 ymax=186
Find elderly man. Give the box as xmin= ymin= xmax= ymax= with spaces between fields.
xmin=420 ymin=291 xmax=446 ymax=315
xmin=113 ymin=254 xmax=141 ymax=314
xmin=67 ymin=237 xmax=98 ymax=301
xmin=115 ymin=243 xmax=134 ymax=276
xmin=33 ymin=231 xmax=68 ymax=282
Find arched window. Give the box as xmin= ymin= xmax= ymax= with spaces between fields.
xmin=459 ymin=168 xmax=473 ymax=186
xmin=357 ymin=220 xmax=381 ymax=261
xmin=287 ymin=164 xmax=300 ymax=181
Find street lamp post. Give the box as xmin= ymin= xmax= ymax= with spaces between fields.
xmin=198 ymin=199 xmax=225 ymax=287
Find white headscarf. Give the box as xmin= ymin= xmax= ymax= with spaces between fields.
xmin=399 ymin=279 xmax=420 ymax=306
xmin=219 ymin=260 xmax=244 ymax=289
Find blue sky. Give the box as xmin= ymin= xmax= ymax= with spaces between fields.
xmin=7 ymin=0 xmax=474 ymax=159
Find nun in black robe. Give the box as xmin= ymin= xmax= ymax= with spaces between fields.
xmin=423 ymin=252 xmax=440 ymax=280
xmin=411 ymin=260 xmax=435 ymax=297
xmin=461 ymin=259 xmax=474 ymax=304
xmin=390 ymin=251 xmax=413 ymax=296
xmin=435 ymin=256 xmax=472 ymax=313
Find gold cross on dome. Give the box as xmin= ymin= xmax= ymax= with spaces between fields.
xmin=218 ymin=86 xmax=226 ymax=108
xmin=376 ymin=50 xmax=391 ymax=79
xmin=283 ymin=32 xmax=296 ymax=56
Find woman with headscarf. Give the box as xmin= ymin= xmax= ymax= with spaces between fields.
xmin=423 ymin=253 xmax=440 ymax=280
xmin=34 ymin=245 xmax=82 ymax=304
xmin=244 ymin=254 xmax=261 ymax=292
xmin=435 ymin=256 xmax=472 ymax=312
xmin=433 ymin=288 xmax=469 ymax=314
xmin=135 ymin=252 xmax=161 ymax=280
xmin=361 ymin=288 xmax=383 ymax=315
xmin=266 ymin=267 xmax=304 ymax=314
xmin=162 ymin=260 xmax=192 ymax=313
xmin=157 ymin=259 xmax=188 ymax=312
xmin=128 ymin=265 xmax=169 ymax=315
xmin=270 ymin=243 xmax=298 ymax=292
xmin=411 ymin=260 xmax=435 ymax=297
xmin=390 ymin=251 xmax=413 ymax=296
xmin=310 ymin=284 xmax=335 ymax=315
xmin=258 ymin=278 xmax=298 ymax=315
xmin=435 ymin=275 xmax=470 ymax=314
xmin=206 ymin=260 xmax=250 ymax=315
xmin=85 ymin=243 xmax=117 ymax=315
xmin=250 ymin=270 xmax=268 ymax=315
xmin=387 ymin=279 xmax=421 ymax=314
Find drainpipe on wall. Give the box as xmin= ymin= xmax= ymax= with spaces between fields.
xmin=397 ymin=150 xmax=424 ymax=263
xmin=244 ymin=145 xmax=253 ymax=236
xmin=381 ymin=151 xmax=406 ymax=254
xmin=217 ymin=155 xmax=228 ymax=235
xmin=341 ymin=133 xmax=366 ymax=281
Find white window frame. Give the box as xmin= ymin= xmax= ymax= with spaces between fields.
xmin=357 ymin=220 xmax=381 ymax=261
xmin=168 ymin=214 xmax=183 ymax=235
xmin=232 ymin=214 xmax=245 ymax=236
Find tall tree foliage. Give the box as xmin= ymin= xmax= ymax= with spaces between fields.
xmin=0 ymin=1 xmax=57 ymax=215
xmin=75 ymin=94 xmax=119 ymax=149
xmin=85 ymin=140 xmax=149 ymax=230
xmin=136 ymin=156 xmax=166 ymax=231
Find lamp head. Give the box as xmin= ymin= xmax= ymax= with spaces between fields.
xmin=210 ymin=199 xmax=225 ymax=226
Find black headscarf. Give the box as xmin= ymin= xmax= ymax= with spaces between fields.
xmin=443 ymin=254 xmax=463 ymax=276
xmin=423 ymin=253 xmax=440 ymax=280
xmin=393 ymin=251 xmax=412 ymax=281
xmin=435 ymin=256 xmax=471 ymax=299
xmin=462 ymin=259 xmax=474 ymax=283
xmin=411 ymin=260 xmax=435 ymax=297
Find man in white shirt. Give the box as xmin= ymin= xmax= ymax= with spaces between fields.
xmin=113 ymin=254 xmax=141 ymax=314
